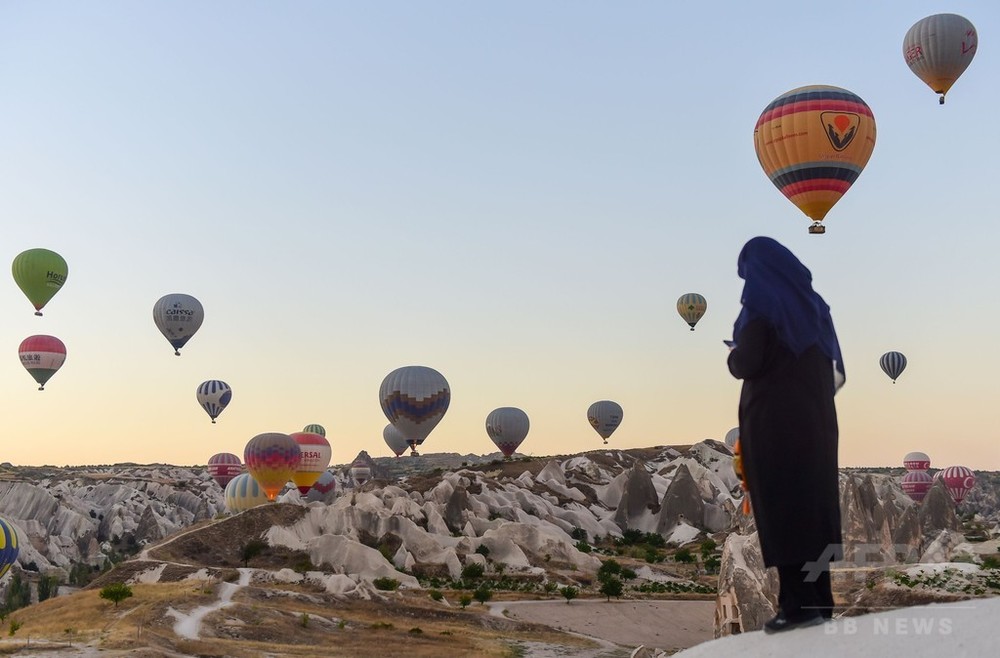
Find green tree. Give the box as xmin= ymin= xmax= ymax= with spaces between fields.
xmin=99 ymin=582 xmax=133 ymax=608
xmin=597 ymin=559 xmax=622 ymax=581
xmin=459 ymin=595 xmax=472 ymax=609
xmin=699 ymin=538 xmax=717 ymax=557
xmin=4 ymin=573 xmax=29 ymax=612
xmin=37 ymin=574 xmax=60 ymax=602
xmin=599 ymin=576 xmax=623 ymax=601
xmin=240 ymin=539 xmax=267 ymax=567
xmin=560 ymin=586 xmax=579 ymax=604
xmin=473 ymin=586 xmax=493 ymax=605
xmin=461 ymin=563 xmax=485 ymax=579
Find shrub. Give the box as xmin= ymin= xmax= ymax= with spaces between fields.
xmin=560 ymin=586 xmax=579 ymax=603
xmin=372 ymin=577 xmax=400 ymax=591
xmin=462 ymin=563 xmax=485 ymax=579
xmin=475 ymin=544 xmax=491 ymax=558
xmin=459 ymin=595 xmax=472 ymax=608
xmin=473 ymin=586 xmax=493 ymax=605
xmin=429 ymin=589 xmax=444 ymax=601
xmin=543 ymin=582 xmax=559 ymax=594
xmin=570 ymin=528 xmax=588 ymax=541
xmin=300 ymin=613 xmax=310 ymax=628
xmin=674 ymin=548 xmax=695 ymax=563
xmin=575 ymin=541 xmax=592 ymax=554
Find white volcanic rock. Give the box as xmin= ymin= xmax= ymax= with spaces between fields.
xmin=0 ymin=465 xmax=224 ymax=573
xmin=614 ymin=461 xmax=661 ymax=531
xmin=716 ymin=531 xmax=778 ymax=635
xmin=535 ymin=460 xmax=566 ymax=487
xmin=269 ymin=531 xmax=419 ymax=588
xmin=480 ymin=523 xmax=601 ymax=572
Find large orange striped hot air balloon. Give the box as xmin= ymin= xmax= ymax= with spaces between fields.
xmin=754 ymin=85 xmax=877 ymax=234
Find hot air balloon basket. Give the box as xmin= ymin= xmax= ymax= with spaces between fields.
xmin=808 ymin=223 xmax=826 ymax=234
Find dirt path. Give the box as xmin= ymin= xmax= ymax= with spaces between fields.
xmin=166 ymin=568 xmax=253 ymax=639
xmin=490 ymin=599 xmax=715 ymax=653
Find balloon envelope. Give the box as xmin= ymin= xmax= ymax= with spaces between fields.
xmin=197 ymin=380 xmax=232 ymax=423
xmin=207 ymin=452 xmax=242 ymax=489
xmin=244 ymin=432 xmax=301 ymax=501
xmin=880 ymin=351 xmax=907 ymax=383
xmin=350 ymin=459 xmax=372 ymax=487
xmin=18 ymin=335 xmax=66 ymax=390
xmin=486 ymin=407 xmax=530 ymax=458
xmin=383 ymin=424 xmax=409 ymax=457
xmin=289 ymin=431 xmax=332 ymax=495
xmin=904 ymin=14 xmax=978 ymax=103
xmin=676 ymin=293 xmax=707 ymax=330
xmin=0 ymin=518 xmax=18 ymax=580
xmin=305 ymin=469 xmax=338 ymax=503
xmin=302 ymin=424 xmax=326 ymax=437
xmin=153 ymin=293 xmax=204 ymax=355
xmin=940 ymin=465 xmax=976 ymax=504
xmin=901 ymin=470 xmax=934 ymax=503
xmin=724 ymin=427 xmax=740 ymax=449
xmin=379 ymin=366 xmax=450 ymax=454
xmin=587 ymin=400 xmax=623 ymax=444
xmin=224 ymin=472 xmax=271 ymax=513
xmin=754 ymin=85 xmax=876 ymax=233
xmin=903 ymin=451 xmax=930 ymax=472
xmin=12 ymin=248 xmax=68 ymax=316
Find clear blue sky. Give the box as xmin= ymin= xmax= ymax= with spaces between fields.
xmin=0 ymin=1 xmax=996 ymax=470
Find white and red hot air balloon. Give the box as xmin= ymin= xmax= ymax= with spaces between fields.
xmin=207 ymin=453 xmax=242 ymax=489
xmin=903 ymin=451 xmax=931 ymax=472
xmin=940 ymin=465 xmax=976 ymax=504
xmin=901 ymin=470 xmax=933 ymax=503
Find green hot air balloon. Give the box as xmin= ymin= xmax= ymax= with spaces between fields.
xmin=12 ymin=249 xmax=68 ymax=316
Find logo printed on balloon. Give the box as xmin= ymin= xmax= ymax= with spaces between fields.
xmin=821 ymin=113 xmax=860 ymax=151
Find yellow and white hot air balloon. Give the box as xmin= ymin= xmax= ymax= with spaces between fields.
xmin=903 ymin=14 xmax=978 ymax=104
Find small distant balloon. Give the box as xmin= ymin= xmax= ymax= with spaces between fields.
xmin=153 ymin=293 xmax=204 ymax=356
xmin=486 ymin=407 xmax=530 ymax=458
xmin=880 ymin=351 xmax=907 ymax=383
xmin=903 ymin=14 xmax=978 ymax=104
xmin=197 ymin=380 xmax=232 ymax=423
xmin=350 ymin=459 xmax=372 ymax=487
xmin=244 ymin=432 xmax=301 ymax=502
xmin=12 ymin=248 xmax=68 ymax=316
xmin=587 ymin=400 xmax=623 ymax=445
xmin=207 ymin=453 xmax=243 ymax=489
xmin=303 ymin=424 xmax=326 ymax=437
xmin=901 ymin=470 xmax=933 ymax=503
xmin=940 ymin=465 xmax=976 ymax=505
xmin=676 ymin=293 xmax=707 ymax=331
xmin=18 ymin=335 xmax=66 ymax=391
xmin=903 ymin=451 xmax=930 ymax=472
xmin=724 ymin=427 xmax=740 ymax=449
xmin=0 ymin=518 xmax=18 ymax=580
xmin=383 ymin=424 xmax=409 ymax=458
xmin=224 ymin=472 xmax=270 ymax=513
xmin=289 ymin=431 xmax=332 ymax=495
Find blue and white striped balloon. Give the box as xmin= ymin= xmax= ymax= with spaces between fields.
xmin=197 ymin=380 xmax=232 ymax=423
xmin=879 ymin=352 xmax=907 ymax=383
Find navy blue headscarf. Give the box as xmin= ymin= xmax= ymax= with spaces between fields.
xmin=732 ymin=236 xmax=845 ymax=390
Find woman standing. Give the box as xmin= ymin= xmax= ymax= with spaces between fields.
xmin=727 ymin=236 xmax=844 ymax=633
